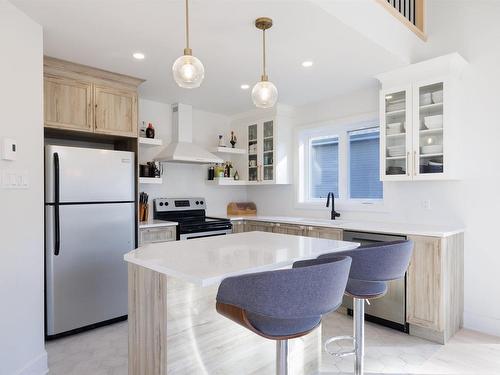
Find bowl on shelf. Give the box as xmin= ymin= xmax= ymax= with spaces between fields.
xmin=420 ymin=93 xmax=432 ymax=106
xmin=432 ymin=90 xmax=443 ymax=104
xmin=386 ymin=122 xmax=404 ymax=134
xmin=387 ymin=166 xmax=405 ymax=175
xmin=424 ymin=114 xmax=443 ymax=129
xmin=386 ymin=101 xmax=405 ymax=112
xmin=387 ymin=145 xmax=406 ymax=157
xmin=421 ymin=144 xmax=443 ymax=154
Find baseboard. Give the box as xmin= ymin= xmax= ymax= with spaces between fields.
xmin=464 ymin=311 xmax=500 ymax=337
xmin=15 ymin=351 xmax=48 ymax=375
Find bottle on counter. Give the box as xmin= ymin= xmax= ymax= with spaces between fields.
xmin=234 ymin=170 xmax=240 ymax=180
xmin=208 ymin=166 xmax=215 ymax=180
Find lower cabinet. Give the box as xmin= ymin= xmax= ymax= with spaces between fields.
xmin=234 ymin=220 xmax=343 ymax=240
xmin=139 ymin=226 xmax=176 ymax=245
xmin=406 ymin=233 xmax=464 ymax=344
xmin=305 ymin=226 xmax=343 ymax=240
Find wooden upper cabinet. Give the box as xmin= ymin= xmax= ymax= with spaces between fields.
xmin=94 ymin=86 xmax=137 ymax=137
xmin=44 ymin=75 xmax=93 ymax=132
xmin=406 ymin=235 xmax=443 ymax=331
xmin=43 ymin=56 xmax=144 ymax=138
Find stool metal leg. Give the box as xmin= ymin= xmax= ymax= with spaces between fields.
xmin=353 ymin=298 xmax=365 ymax=375
xmin=276 ymin=339 xmax=288 ymax=375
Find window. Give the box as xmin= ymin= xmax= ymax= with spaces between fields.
xmin=297 ymin=119 xmax=383 ymax=208
xmin=310 ymin=136 xmax=339 ymax=199
xmin=349 ymin=128 xmax=383 ymax=199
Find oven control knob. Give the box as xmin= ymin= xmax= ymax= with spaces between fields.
xmin=159 ymin=202 xmax=164 ymax=206
xmin=195 ymin=201 xmax=199 ymax=205
xmin=165 ymin=202 xmax=169 ymax=206
xmin=200 ymin=201 xmax=204 ymax=205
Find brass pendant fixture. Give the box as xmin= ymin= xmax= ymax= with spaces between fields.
xmin=252 ymin=17 xmax=278 ymax=108
xmin=172 ymin=0 xmax=205 ymax=89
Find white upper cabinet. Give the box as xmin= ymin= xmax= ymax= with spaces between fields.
xmin=377 ymin=53 xmax=467 ymax=181
xmin=231 ymin=106 xmax=294 ymax=185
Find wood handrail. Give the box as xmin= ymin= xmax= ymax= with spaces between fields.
xmin=376 ymin=0 xmax=427 ymax=41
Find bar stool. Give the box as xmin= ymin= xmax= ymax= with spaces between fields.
xmin=318 ymin=240 xmax=413 ymax=375
xmin=216 ymin=256 xmax=352 ymax=375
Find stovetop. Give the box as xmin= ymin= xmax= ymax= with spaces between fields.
xmin=153 ymin=198 xmax=231 ymax=234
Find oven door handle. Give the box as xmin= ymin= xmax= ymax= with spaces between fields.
xmin=180 ymin=229 xmax=231 ymax=241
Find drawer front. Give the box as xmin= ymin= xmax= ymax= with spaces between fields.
xmin=139 ymin=227 xmax=176 ymax=245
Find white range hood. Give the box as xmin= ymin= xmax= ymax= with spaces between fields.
xmin=155 ymin=103 xmax=223 ymax=164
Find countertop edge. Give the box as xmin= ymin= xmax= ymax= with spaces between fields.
xmin=139 ymin=220 xmax=178 ymax=229
xmin=225 ymin=216 xmax=465 ymax=238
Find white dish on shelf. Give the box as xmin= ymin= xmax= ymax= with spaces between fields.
xmin=432 ymin=90 xmax=443 ymax=104
xmin=386 ymin=122 xmax=404 ymax=134
xmin=424 ymin=114 xmax=443 ymax=129
xmin=421 ymin=144 xmax=443 ymax=154
xmin=420 ymin=93 xmax=432 ymax=106
xmin=386 ymin=101 xmax=405 ymax=112
xmin=387 ymin=145 xmax=405 ymax=157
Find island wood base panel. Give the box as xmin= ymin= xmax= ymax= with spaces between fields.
xmin=128 ymin=264 xmax=321 ymax=375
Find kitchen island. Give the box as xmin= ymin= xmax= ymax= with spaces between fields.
xmin=124 ymin=231 xmax=359 ymax=375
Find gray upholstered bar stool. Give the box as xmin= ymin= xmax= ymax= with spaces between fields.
xmin=318 ymin=240 xmax=413 ymax=375
xmin=216 ymin=256 xmax=352 ymax=375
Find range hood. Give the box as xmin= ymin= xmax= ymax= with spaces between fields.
xmin=155 ymin=103 xmax=223 ymax=164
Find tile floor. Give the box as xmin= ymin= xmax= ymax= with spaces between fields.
xmin=46 ymin=312 xmax=500 ymax=375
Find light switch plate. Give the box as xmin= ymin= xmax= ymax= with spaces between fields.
xmin=1 ymin=170 xmax=29 ymax=189
xmin=1 ymin=138 xmax=17 ymax=161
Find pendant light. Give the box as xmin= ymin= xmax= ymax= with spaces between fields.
xmin=172 ymin=0 xmax=205 ymax=88
xmin=252 ymin=17 xmax=278 ymax=108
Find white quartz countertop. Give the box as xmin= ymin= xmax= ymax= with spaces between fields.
xmin=139 ymin=219 xmax=177 ymax=229
xmin=223 ymin=215 xmax=464 ymax=238
xmin=124 ymin=231 xmax=359 ymax=287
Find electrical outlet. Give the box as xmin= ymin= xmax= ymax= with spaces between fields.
xmin=422 ymin=199 xmax=431 ymax=210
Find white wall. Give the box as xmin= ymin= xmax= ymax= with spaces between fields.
xmin=138 ymin=99 xmax=247 ymax=216
xmin=249 ymin=1 xmax=500 ymax=336
xmin=0 ymin=1 xmax=47 ymax=374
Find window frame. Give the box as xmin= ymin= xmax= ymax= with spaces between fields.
xmin=308 ymin=134 xmax=340 ymax=202
xmin=295 ymin=113 xmax=386 ymax=212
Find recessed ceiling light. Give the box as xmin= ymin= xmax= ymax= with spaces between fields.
xmin=240 ymin=84 xmax=250 ymax=90
xmin=133 ymin=52 xmax=145 ymax=60
xmin=301 ymin=60 xmax=314 ymax=68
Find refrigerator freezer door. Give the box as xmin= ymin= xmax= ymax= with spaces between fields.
xmin=45 ymin=203 xmax=135 ymax=336
xmin=45 ymin=145 xmax=134 ymax=203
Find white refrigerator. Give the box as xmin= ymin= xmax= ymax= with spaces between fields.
xmin=45 ymin=145 xmax=135 ymax=338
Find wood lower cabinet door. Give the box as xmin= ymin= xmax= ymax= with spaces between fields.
xmin=244 ymin=221 xmax=273 ymax=232
xmin=406 ymin=235 xmax=442 ymax=331
xmin=305 ymin=226 xmax=343 ymax=240
xmin=94 ymin=85 xmax=137 ymax=137
xmin=272 ymin=223 xmax=304 ymax=236
xmin=231 ymin=221 xmax=245 ymax=233
xmin=44 ymin=75 xmax=93 ymax=132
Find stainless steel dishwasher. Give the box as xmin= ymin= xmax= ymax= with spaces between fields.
xmin=342 ymin=230 xmax=408 ymax=332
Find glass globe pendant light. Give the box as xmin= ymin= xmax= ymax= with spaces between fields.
xmin=172 ymin=0 xmax=205 ymax=88
xmin=252 ymin=17 xmax=278 ymax=108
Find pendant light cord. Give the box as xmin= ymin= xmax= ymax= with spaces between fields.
xmin=262 ymin=29 xmax=266 ymax=78
xmin=185 ymin=0 xmax=190 ymax=49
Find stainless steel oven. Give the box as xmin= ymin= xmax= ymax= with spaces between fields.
xmin=342 ymin=230 xmax=408 ymax=332
xmin=153 ymin=197 xmax=232 ymax=241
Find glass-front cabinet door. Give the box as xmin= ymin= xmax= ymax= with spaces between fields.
xmin=248 ymin=124 xmax=258 ymax=182
xmin=413 ymin=81 xmax=444 ymax=178
xmin=380 ymin=87 xmax=412 ymax=180
xmin=262 ymin=120 xmax=274 ymax=181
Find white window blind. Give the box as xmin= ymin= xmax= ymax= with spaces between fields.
xmin=349 ymin=128 xmax=383 ymax=199
xmin=310 ymin=136 xmax=339 ymax=199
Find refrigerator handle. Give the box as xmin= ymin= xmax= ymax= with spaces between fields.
xmin=54 ymin=152 xmax=60 ymax=256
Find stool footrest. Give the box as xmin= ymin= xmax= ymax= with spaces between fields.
xmin=324 ymin=335 xmax=356 ymax=358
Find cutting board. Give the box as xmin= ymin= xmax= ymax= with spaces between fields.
xmin=227 ymin=202 xmax=257 ymax=216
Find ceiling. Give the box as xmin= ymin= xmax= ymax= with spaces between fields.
xmin=12 ymin=0 xmax=402 ymax=115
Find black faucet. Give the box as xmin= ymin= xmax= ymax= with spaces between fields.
xmin=326 ymin=192 xmax=341 ymax=220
